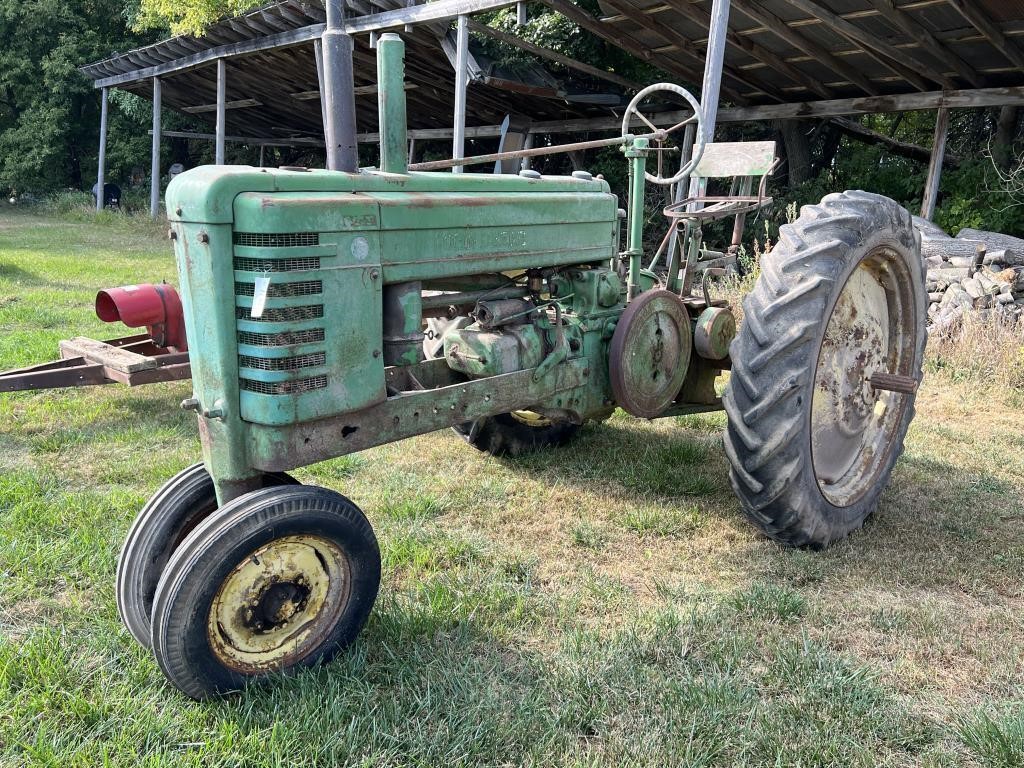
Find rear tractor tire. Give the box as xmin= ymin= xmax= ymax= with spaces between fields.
xmin=425 ymin=316 xmax=581 ymax=457
xmin=723 ymin=191 xmax=926 ymax=548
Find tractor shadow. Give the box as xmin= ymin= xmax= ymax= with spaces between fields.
xmin=493 ymin=417 xmax=1024 ymax=596
xmin=0 ymin=262 xmax=54 ymax=289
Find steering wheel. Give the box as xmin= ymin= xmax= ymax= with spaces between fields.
xmin=621 ymin=83 xmax=706 ymax=186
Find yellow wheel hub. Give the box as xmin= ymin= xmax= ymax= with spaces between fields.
xmin=509 ymin=410 xmax=552 ymax=428
xmin=207 ymin=535 xmax=350 ymax=673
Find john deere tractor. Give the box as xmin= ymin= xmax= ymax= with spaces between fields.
xmin=115 ymin=33 xmax=926 ymax=698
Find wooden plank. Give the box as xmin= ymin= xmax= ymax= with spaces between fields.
xmin=58 ymin=337 xmax=158 ymax=373
xmin=921 ymin=107 xmax=949 ymax=220
xmin=181 ymin=97 xmax=262 ymax=113
xmin=694 ymin=141 xmax=777 ymax=178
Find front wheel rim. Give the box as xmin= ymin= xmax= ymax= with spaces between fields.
xmin=207 ymin=534 xmax=351 ymax=673
xmin=810 ymin=245 xmax=917 ymax=508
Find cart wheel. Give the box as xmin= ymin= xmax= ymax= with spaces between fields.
xmin=116 ymin=463 xmax=296 ymax=649
xmin=425 ymin=316 xmax=580 ymax=456
xmin=150 ymin=485 xmax=380 ymax=699
xmin=723 ymin=191 xmax=925 ymax=547
xmin=453 ymin=412 xmax=581 ymax=457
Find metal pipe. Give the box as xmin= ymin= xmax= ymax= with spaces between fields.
xmin=411 ymin=134 xmax=631 ymax=171
xmin=921 ymin=107 xmax=949 ymax=220
xmin=377 ymin=33 xmax=408 ymax=174
xmin=323 ymin=0 xmax=359 ymax=172
xmin=215 ymin=60 xmax=226 ymax=164
xmin=452 ymin=14 xmax=469 ymax=174
xmin=150 ymin=78 xmax=162 ymax=217
xmin=625 ymin=138 xmax=649 ymax=299
xmin=421 ymin=285 xmax=529 ymax=310
xmin=521 ymin=133 xmax=534 ymax=170
xmin=96 ymin=87 xmax=108 ymax=213
xmin=686 ymin=0 xmax=730 ymax=206
xmin=313 ymin=39 xmax=329 ymax=150
xmin=382 ymin=282 xmax=424 ymax=366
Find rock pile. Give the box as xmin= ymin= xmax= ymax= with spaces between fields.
xmin=912 ymin=218 xmax=1024 ymax=331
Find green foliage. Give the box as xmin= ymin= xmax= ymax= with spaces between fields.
xmin=133 ymin=0 xmax=261 ymax=36
xmin=0 ymin=0 xmax=159 ymax=194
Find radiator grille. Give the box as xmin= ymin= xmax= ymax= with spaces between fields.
xmin=236 ymin=305 xmax=324 ymax=322
xmin=234 ymin=232 xmax=319 ymax=248
xmin=239 ymin=352 xmax=326 ymax=371
xmin=233 ymin=256 xmax=321 ymax=273
xmin=237 ymin=328 xmax=326 ymax=347
xmin=235 ymin=280 xmax=323 ymax=298
xmin=240 ymin=376 xmax=328 ymax=395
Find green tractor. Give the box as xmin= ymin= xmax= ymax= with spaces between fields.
xmin=117 ymin=34 xmax=926 ymax=698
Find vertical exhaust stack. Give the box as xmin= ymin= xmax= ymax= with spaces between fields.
xmin=377 ymin=33 xmax=408 ymax=174
xmin=322 ymin=0 xmax=359 ymax=172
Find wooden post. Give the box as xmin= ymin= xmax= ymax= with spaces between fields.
xmin=921 ymin=107 xmax=949 ymax=220
xmin=215 ymin=59 xmax=227 ymax=165
xmin=150 ymin=78 xmax=161 ymax=218
xmin=97 ymin=87 xmax=108 ymax=213
xmin=452 ymin=14 xmax=469 ymax=173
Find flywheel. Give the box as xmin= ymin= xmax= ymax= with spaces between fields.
xmin=609 ymin=289 xmax=692 ymax=418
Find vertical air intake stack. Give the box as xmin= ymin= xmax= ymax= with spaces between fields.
xmin=377 ymin=33 xmax=408 ymax=175
xmin=377 ymin=32 xmax=422 ymax=364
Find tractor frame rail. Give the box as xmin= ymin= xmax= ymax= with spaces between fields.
xmin=0 ymin=334 xmax=191 ymax=392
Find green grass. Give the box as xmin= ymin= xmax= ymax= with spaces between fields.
xmin=2 ymin=206 xmax=1024 ymax=766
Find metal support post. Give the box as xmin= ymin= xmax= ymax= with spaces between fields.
xmin=313 ymin=39 xmax=329 ymax=148
xmin=921 ymin=107 xmax=949 ymax=220
xmin=322 ymin=0 xmax=359 ymax=172
xmin=452 ymin=14 xmax=469 ymax=173
xmin=687 ymin=0 xmax=730 ymax=202
xmin=96 ymin=87 xmax=108 ymax=213
xmin=150 ymin=78 xmax=161 ymax=217
xmin=215 ymin=60 xmax=226 ymax=165
xmin=521 ymin=133 xmax=534 ymax=170
xmin=624 ymin=138 xmax=649 ymax=299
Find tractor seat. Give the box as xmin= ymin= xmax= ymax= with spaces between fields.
xmin=664 ymin=141 xmax=780 ymax=223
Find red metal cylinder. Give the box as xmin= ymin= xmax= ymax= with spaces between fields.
xmin=95 ymin=283 xmax=187 ymax=352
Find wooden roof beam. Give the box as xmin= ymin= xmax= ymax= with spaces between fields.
xmin=466 ymin=18 xmax=641 ymax=92
xmin=602 ymin=0 xmax=787 ymax=101
xmin=944 ymin=0 xmax=1024 ymax=72
xmin=731 ymin=0 xmax=880 ymax=96
xmin=538 ymin=0 xmax=743 ymax=101
xmin=781 ymin=0 xmax=951 ymax=91
xmin=867 ymin=0 xmax=984 ymax=88
xmin=661 ymin=0 xmax=833 ymax=100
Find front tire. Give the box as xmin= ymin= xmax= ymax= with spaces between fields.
xmin=723 ymin=191 xmax=926 ymax=547
xmin=116 ymin=463 xmax=296 ymax=649
xmin=150 ymin=485 xmax=380 ymax=699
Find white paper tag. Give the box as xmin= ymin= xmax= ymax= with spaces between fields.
xmin=251 ymin=276 xmax=271 ymax=319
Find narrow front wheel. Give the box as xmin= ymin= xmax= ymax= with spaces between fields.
xmin=150 ymin=485 xmax=380 ymax=699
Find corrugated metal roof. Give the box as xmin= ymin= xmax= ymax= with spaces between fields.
xmin=80 ymin=0 xmax=1024 ymax=141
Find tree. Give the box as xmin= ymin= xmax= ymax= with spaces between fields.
xmin=0 ymin=0 xmax=158 ymax=193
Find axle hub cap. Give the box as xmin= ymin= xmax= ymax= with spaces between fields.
xmin=207 ymin=535 xmax=350 ymax=672
xmin=811 ymin=247 xmax=915 ymax=507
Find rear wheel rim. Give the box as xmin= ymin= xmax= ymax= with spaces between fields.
xmin=810 ymin=245 xmax=916 ymax=507
xmin=207 ymin=534 xmax=351 ymax=673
